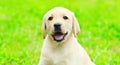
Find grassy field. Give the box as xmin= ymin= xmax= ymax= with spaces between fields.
xmin=0 ymin=0 xmax=120 ymax=65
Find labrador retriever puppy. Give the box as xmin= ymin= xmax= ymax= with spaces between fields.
xmin=38 ymin=7 xmax=95 ymax=65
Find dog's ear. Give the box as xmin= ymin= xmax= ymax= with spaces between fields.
xmin=72 ymin=13 xmax=80 ymax=37
xmin=42 ymin=17 xmax=47 ymax=39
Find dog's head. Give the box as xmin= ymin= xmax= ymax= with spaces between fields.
xmin=42 ymin=7 xmax=80 ymax=42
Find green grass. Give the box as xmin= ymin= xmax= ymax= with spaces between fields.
xmin=0 ymin=0 xmax=120 ymax=65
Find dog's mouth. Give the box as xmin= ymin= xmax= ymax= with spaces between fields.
xmin=52 ymin=32 xmax=68 ymax=42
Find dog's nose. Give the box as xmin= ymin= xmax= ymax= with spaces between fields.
xmin=54 ymin=23 xmax=61 ymax=31
xmin=54 ymin=23 xmax=61 ymax=28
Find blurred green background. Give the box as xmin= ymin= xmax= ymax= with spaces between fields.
xmin=0 ymin=0 xmax=120 ymax=65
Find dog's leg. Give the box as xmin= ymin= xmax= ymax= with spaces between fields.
xmin=38 ymin=59 xmax=53 ymax=65
xmin=38 ymin=61 xmax=48 ymax=65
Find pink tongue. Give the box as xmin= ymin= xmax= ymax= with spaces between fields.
xmin=54 ymin=34 xmax=64 ymax=40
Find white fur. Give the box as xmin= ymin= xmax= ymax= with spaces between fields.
xmin=38 ymin=7 xmax=95 ymax=65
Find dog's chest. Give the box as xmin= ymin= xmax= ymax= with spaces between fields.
xmin=49 ymin=51 xmax=79 ymax=65
xmin=53 ymin=54 xmax=65 ymax=65
xmin=49 ymin=48 xmax=68 ymax=64
xmin=45 ymin=45 xmax=75 ymax=65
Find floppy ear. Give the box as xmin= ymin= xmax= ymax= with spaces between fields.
xmin=72 ymin=13 xmax=80 ymax=37
xmin=42 ymin=18 xmax=47 ymax=39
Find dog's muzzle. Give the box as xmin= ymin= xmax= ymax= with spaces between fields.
xmin=52 ymin=23 xmax=68 ymax=42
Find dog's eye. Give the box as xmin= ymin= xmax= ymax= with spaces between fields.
xmin=48 ymin=16 xmax=53 ymax=21
xmin=63 ymin=16 xmax=68 ymax=20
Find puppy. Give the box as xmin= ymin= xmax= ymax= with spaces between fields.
xmin=38 ymin=7 xmax=95 ymax=65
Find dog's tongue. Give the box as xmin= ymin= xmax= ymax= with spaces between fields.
xmin=54 ymin=34 xmax=64 ymax=40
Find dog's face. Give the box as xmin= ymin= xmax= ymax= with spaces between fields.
xmin=42 ymin=7 xmax=80 ymax=43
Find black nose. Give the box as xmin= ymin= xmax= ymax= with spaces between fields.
xmin=54 ymin=23 xmax=61 ymax=28
xmin=54 ymin=23 xmax=61 ymax=32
